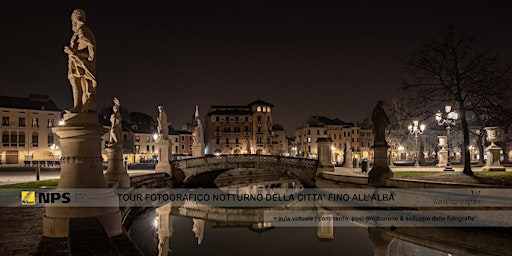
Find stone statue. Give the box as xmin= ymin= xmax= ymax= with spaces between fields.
xmin=372 ymin=100 xmax=390 ymax=146
xmin=157 ymin=106 xmax=170 ymax=140
xmin=64 ymin=9 xmax=97 ymax=113
xmin=108 ymin=98 xmax=122 ymax=147
xmin=192 ymin=119 xmax=204 ymax=146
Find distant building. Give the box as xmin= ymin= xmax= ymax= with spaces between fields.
xmin=0 ymin=94 xmax=62 ymax=165
xmin=295 ymin=116 xmax=373 ymax=163
xmin=204 ymin=100 xmax=286 ymax=155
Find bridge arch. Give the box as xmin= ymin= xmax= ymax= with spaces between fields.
xmin=170 ymin=155 xmax=319 ymax=187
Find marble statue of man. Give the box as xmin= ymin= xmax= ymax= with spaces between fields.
xmin=192 ymin=119 xmax=204 ymax=145
xmin=108 ymin=98 xmax=122 ymax=147
xmin=64 ymin=8 xmax=97 ymax=113
xmin=372 ymin=100 xmax=390 ymax=146
xmin=157 ymin=106 xmax=169 ymax=140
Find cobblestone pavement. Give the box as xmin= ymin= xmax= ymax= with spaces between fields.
xmin=0 ymin=207 xmax=44 ymax=256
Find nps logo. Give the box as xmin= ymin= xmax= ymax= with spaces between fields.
xmin=21 ymin=191 xmax=71 ymax=205
xmin=21 ymin=191 xmax=35 ymax=205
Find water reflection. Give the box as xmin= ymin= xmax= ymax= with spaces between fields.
xmin=126 ymin=168 xmax=510 ymax=256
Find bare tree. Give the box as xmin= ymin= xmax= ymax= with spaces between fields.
xmin=400 ymin=25 xmax=512 ymax=175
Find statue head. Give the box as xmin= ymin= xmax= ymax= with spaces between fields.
xmin=71 ymin=9 xmax=86 ymax=31
xmin=71 ymin=9 xmax=86 ymax=23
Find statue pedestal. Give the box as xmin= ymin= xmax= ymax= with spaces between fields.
xmin=368 ymin=144 xmax=393 ymax=187
xmin=192 ymin=143 xmax=205 ymax=158
xmin=104 ymin=145 xmax=130 ymax=188
xmin=482 ymin=146 xmax=505 ymax=171
xmin=436 ymin=149 xmax=448 ymax=167
xmin=155 ymin=139 xmax=171 ymax=173
xmin=43 ymin=113 xmax=121 ymax=237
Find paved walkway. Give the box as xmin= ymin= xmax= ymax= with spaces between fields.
xmin=0 ymin=168 xmax=154 ymax=255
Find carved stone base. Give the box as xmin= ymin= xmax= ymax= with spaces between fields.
xmin=368 ymin=145 xmax=393 ymax=187
xmin=104 ymin=145 xmax=130 ymax=188
xmin=482 ymin=146 xmax=506 ymax=171
xmin=436 ymin=150 xmax=448 ymax=167
xmin=192 ymin=143 xmax=205 ymax=158
xmin=155 ymin=139 xmax=171 ymax=174
xmin=44 ymin=113 xmax=121 ymax=237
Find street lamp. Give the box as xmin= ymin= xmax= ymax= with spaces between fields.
xmin=435 ymin=105 xmax=458 ymax=171
xmin=408 ymin=120 xmax=426 ymax=167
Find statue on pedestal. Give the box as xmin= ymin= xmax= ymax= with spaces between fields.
xmin=65 ymin=9 xmax=97 ymax=113
xmin=192 ymin=119 xmax=204 ymax=146
xmin=157 ymin=106 xmax=170 ymax=140
xmin=372 ymin=100 xmax=390 ymax=146
xmin=108 ymin=98 xmax=122 ymax=147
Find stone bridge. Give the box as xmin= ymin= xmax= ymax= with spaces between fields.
xmin=169 ymin=155 xmax=319 ymax=187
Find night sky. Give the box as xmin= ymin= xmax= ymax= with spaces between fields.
xmin=1 ymin=1 xmax=512 ymax=136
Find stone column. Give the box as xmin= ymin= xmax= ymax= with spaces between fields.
xmin=317 ymin=213 xmax=334 ymax=240
xmin=155 ymin=139 xmax=172 ymax=173
xmin=436 ymin=136 xmax=448 ymax=167
xmin=482 ymin=127 xmax=505 ymax=171
xmin=156 ymin=203 xmax=173 ymax=256
xmin=343 ymin=141 xmax=353 ymax=168
xmin=43 ymin=113 xmax=122 ymax=237
xmin=316 ymin=137 xmax=334 ymax=173
xmin=368 ymin=227 xmax=393 ymax=256
xmin=368 ymin=144 xmax=393 ymax=187
xmin=104 ymin=145 xmax=130 ymax=188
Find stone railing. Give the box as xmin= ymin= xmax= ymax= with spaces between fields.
xmin=171 ymin=154 xmax=318 ymax=170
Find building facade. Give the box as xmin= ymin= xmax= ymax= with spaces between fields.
xmin=0 ymin=94 xmax=62 ymax=165
xmin=294 ymin=116 xmax=374 ymax=164
xmin=204 ymin=100 xmax=287 ymax=155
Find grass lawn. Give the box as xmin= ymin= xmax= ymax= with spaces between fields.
xmin=0 ymin=179 xmax=59 ymax=189
xmin=393 ymin=171 xmax=512 ymax=186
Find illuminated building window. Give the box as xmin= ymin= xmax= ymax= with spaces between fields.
xmin=257 ymin=106 xmax=261 ymax=112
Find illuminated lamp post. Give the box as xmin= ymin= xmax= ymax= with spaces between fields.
xmin=435 ymin=105 xmax=458 ymax=171
xmin=408 ymin=120 xmax=426 ymax=167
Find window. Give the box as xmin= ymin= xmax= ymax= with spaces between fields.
xmin=235 ymin=116 xmax=239 ymax=123
xmin=225 ymin=117 xmax=230 ymax=123
xmin=181 ymin=144 xmax=185 ymax=150
xmin=317 ymin=130 xmax=320 ymax=135
xmin=215 ymin=126 xmax=220 ymax=132
xmin=257 ymin=127 xmax=261 ymax=132
xmin=2 ymin=132 xmax=8 ymax=146
xmin=135 ymin=136 xmax=140 ymax=143
xmin=307 ymin=130 xmax=311 ymax=135
xmin=235 ymin=138 xmax=239 ymax=144
xmin=48 ymin=119 xmax=54 ymax=128
xmin=152 ymin=145 xmax=155 ymax=153
xmin=146 ymin=145 xmax=150 ymax=152
xmin=245 ymin=126 xmax=249 ymax=132
xmin=257 ymin=106 xmax=261 ymax=112
xmin=19 ymin=132 xmax=25 ymax=146
xmin=225 ymin=138 xmax=229 ymax=144
xmin=245 ymin=116 xmax=249 ymax=122
xmin=215 ymin=116 xmax=220 ymax=122
xmin=307 ymin=137 xmax=311 ymax=143
xmin=181 ymin=136 xmax=185 ymax=141
xmin=2 ymin=116 xmax=9 ymax=126
xmin=146 ymin=136 xmax=150 ymax=143
xmin=32 ymin=133 xmax=38 ymax=147
xmin=189 ymin=136 xmax=193 ymax=142
xmin=257 ymin=116 xmax=262 ymax=122
xmin=10 ymin=132 xmax=17 ymax=146
xmin=32 ymin=118 xmax=38 ymax=128
xmin=135 ymin=145 xmax=140 ymax=154
xmin=175 ymin=138 xmax=179 ymax=143
xmin=189 ymin=144 xmax=192 ymax=150
xmin=216 ymin=138 xmax=220 ymax=144
xmin=48 ymin=133 xmax=54 ymax=146
xmin=19 ymin=117 xmax=25 ymax=127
